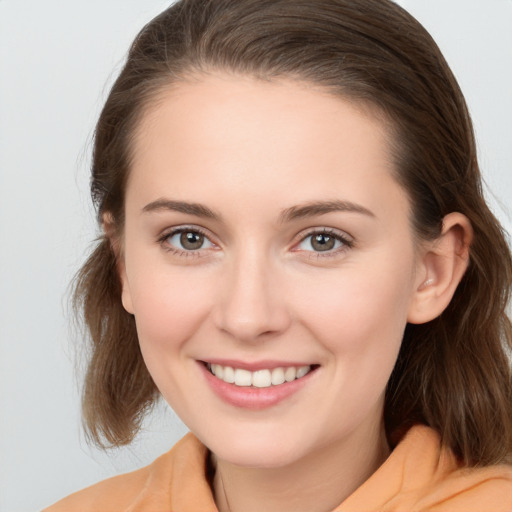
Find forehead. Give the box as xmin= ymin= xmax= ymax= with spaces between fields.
xmin=127 ymin=73 xmax=408 ymax=223
xmin=133 ymin=73 xmax=392 ymax=162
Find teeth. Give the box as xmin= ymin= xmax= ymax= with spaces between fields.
xmin=212 ymin=364 xmax=223 ymax=379
xmin=296 ymin=366 xmax=310 ymax=378
xmin=223 ymin=366 xmax=235 ymax=383
xmin=271 ymin=367 xmax=285 ymax=385
xmin=207 ymin=363 xmax=312 ymax=388
xmin=234 ymin=368 xmax=252 ymax=386
xmin=284 ymin=367 xmax=297 ymax=382
xmin=252 ymin=369 xmax=272 ymax=388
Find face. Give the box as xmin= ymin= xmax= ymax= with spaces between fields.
xmin=120 ymin=74 xmax=424 ymax=468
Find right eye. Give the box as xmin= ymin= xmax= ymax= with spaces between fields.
xmin=159 ymin=227 xmax=215 ymax=255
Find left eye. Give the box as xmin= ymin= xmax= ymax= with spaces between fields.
xmin=297 ymin=232 xmax=347 ymax=252
xmin=166 ymin=230 xmax=214 ymax=251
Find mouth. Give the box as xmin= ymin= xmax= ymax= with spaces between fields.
xmin=199 ymin=360 xmax=320 ymax=410
xmin=203 ymin=362 xmax=320 ymax=388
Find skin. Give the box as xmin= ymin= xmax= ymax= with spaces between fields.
xmin=116 ymin=74 xmax=471 ymax=512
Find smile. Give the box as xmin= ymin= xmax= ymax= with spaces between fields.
xmin=199 ymin=361 xmax=319 ymax=409
xmin=207 ymin=363 xmax=313 ymax=388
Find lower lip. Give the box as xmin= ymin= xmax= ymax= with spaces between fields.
xmin=198 ymin=362 xmax=317 ymax=410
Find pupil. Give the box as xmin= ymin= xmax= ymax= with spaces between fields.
xmin=180 ymin=232 xmax=203 ymax=250
xmin=312 ymin=234 xmax=334 ymax=251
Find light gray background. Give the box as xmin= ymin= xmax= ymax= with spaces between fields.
xmin=0 ymin=1 xmax=511 ymax=511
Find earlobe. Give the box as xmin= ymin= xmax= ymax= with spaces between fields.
xmin=407 ymin=212 xmax=473 ymax=324
xmin=102 ymin=213 xmax=134 ymax=315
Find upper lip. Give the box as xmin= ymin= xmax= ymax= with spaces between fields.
xmin=200 ymin=359 xmax=318 ymax=371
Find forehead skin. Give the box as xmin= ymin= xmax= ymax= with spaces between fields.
xmin=127 ymin=74 xmax=409 ymax=237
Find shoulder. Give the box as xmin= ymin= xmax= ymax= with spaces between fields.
xmin=395 ymin=426 xmax=512 ymax=510
xmin=43 ymin=433 xmax=214 ymax=512
xmin=337 ymin=425 xmax=512 ymax=511
xmin=42 ymin=464 xmax=152 ymax=512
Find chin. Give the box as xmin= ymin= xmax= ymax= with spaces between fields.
xmin=217 ymin=445 xmax=301 ymax=469
xmin=200 ymin=427 xmax=313 ymax=469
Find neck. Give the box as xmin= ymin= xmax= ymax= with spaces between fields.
xmin=211 ymin=418 xmax=389 ymax=512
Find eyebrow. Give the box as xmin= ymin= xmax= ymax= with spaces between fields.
xmin=141 ymin=198 xmax=374 ymax=222
xmin=278 ymin=200 xmax=375 ymax=223
xmin=142 ymin=199 xmax=221 ymax=220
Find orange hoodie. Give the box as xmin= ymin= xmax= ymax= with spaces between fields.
xmin=44 ymin=425 xmax=512 ymax=512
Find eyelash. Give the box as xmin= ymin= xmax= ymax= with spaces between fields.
xmin=157 ymin=226 xmax=354 ymax=259
xmin=295 ymin=228 xmax=354 ymax=259
xmin=157 ymin=226 xmax=214 ymax=258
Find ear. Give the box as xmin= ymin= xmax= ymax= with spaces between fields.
xmin=407 ymin=212 xmax=473 ymax=324
xmin=102 ymin=213 xmax=134 ymax=315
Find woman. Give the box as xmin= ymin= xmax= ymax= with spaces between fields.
xmin=45 ymin=0 xmax=512 ymax=510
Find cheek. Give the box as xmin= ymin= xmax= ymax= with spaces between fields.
xmin=294 ymin=254 xmax=415 ymax=360
xmin=293 ymin=260 xmax=414 ymax=427
xmin=127 ymin=267 xmax=218 ymax=412
xmin=127 ymin=266 xmax=215 ymax=358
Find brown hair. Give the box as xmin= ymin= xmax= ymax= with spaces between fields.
xmin=74 ymin=0 xmax=512 ymax=465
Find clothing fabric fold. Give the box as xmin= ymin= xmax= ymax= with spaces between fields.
xmin=44 ymin=425 xmax=512 ymax=512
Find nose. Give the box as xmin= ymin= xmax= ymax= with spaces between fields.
xmin=212 ymin=248 xmax=291 ymax=343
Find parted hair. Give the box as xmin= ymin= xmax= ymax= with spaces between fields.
xmin=74 ymin=0 xmax=512 ymax=465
